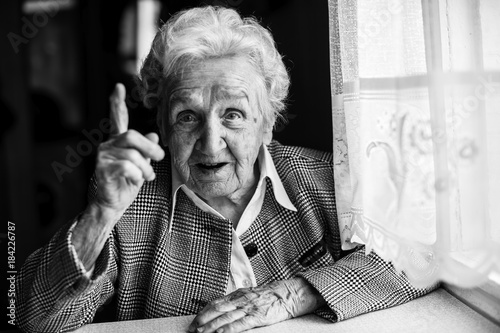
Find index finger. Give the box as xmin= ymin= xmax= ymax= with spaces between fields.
xmin=109 ymin=83 xmax=129 ymax=136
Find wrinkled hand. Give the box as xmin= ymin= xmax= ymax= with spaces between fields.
xmin=188 ymin=278 xmax=326 ymax=333
xmin=95 ymin=83 xmax=165 ymax=218
xmin=72 ymin=83 xmax=165 ymax=270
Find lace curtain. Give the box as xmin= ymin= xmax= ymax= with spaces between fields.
xmin=329 ymin=0 xmax=500 ymax=288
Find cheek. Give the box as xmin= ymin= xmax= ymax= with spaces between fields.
xmin=168 ymin=129 xmax=197 ymax=163
xmin=230 ymin=128 xmax=263 ymax=164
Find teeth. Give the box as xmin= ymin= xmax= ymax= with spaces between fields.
xmin=199 ymin=163 xmax=224 ymax=168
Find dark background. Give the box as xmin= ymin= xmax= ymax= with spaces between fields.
xmin=0 ymin=0 xmax=331 ymax=330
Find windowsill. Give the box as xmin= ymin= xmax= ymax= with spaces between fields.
xmin=70 ymin=288 xmax=500 ymax=333
xmin=443 ymin=272 xmax=500 ymax=326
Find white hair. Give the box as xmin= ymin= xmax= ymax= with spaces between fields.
xmin=137 ymin=6 xmax=290 ymax=127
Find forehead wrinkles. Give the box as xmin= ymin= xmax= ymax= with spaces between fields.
xmin=169 ymin=89 xmax=198 ymax=106
xmin=212 ymin=85 xmax=249 ymax=104
xmin=169 ymin=84 xmax=249 ymax=108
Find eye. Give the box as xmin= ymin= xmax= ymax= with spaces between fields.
xmin=177 ymin=111 xmax=198 ymax=123
xmin=224 ymin=109 xmax=243 ymax=121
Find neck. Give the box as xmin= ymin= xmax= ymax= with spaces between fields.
xmin=202 ymin=163 xmax=260 ymax=228
xmin=203 ymin=180 xmax=257 ymax=228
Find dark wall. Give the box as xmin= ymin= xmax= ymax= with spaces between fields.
xmin=158 ymin=0 xmax=333 ymax=152
xmin=0 ymin=0 xmax=330 ymax=329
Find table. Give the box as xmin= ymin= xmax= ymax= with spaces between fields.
xmin=74 ymin=289 xmax=499 ymax=333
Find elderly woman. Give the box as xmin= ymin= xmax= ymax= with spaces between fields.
xmin=17 ymin=6 xmax=432 ymax=333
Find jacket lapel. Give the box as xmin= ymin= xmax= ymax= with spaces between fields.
xmin=147 ymin=189 xmax=232 ymax=316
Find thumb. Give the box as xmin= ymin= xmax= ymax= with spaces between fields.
xmin=145 ymin=132 xmax=160 ymax=144
xmin=144 ymin=132 xmax=165 ymax=161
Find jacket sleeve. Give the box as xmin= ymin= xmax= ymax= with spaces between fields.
xmin=297 ymin=246 xmax=437 ymax=322
xmin=16 ymin=218 xmax=118 ymax=333
xmin=276 ymin=144 xmax=437 ymax=322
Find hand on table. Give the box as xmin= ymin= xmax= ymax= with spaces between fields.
xmin=188 ymin=277 xmax=326 ymax=333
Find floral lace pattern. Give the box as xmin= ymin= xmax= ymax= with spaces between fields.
xmin=329 ymin=0 xmax=500 ymax=287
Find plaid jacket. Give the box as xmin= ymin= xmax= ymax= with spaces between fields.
xmin=17 ymin=141 xmax=431 ymax=333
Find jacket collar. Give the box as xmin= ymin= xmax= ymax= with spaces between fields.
xmin=168 ymin=144 xmax=297 ymax=232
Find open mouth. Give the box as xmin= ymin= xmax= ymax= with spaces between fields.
xmin=197 ymin=163 xmax=227 ymax=170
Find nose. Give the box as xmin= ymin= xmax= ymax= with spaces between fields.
xmin=195 ymin=116 xmax=226 ymax=156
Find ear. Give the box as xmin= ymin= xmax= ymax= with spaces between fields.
xmin=262 ymin=121 xmax=273 ymax=145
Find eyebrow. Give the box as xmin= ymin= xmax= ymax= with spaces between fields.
xmin=213 ymin=87 xmax=249 ymax=103
xmin=169 ymin=90 xmax=196 ymax=107
xmin=168 ymin=87 xmax=249 ymax=107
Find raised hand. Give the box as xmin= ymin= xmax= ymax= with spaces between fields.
xmin=72 ymin=83 xmax=164 ymax=271
xmin=94 ymin=83 xmax=165 ymax=215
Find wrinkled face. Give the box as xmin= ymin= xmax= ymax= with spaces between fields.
xmin=160 ymin=57 xmax=273 ymax=202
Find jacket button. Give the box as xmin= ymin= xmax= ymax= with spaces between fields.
xmin=244 ymin=243 xmax=258 ymax=258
